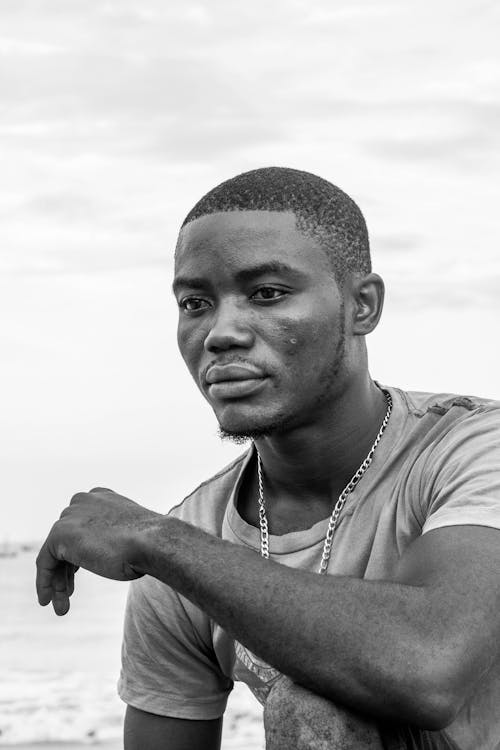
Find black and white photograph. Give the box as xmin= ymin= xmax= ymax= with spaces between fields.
xmin=2 ymin=1 xmax=499 ymax=748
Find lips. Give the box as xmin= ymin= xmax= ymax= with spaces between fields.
xmin=204 ymin=363 xmax=267 ymax=400
xmin=205 ymin=364 xmax=265 ymax=385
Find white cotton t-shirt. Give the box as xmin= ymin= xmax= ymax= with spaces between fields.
xmin=118 ymin=386 xmax=500 ymax=750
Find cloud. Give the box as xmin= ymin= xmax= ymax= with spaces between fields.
xmin=1 ymin=0 xmax=499 ymax=289
xmin=22 ymin=191 xmax=108 ymax=222
xmin=364 ymin=101 xmax=500 ymax=168
xmin=387 ymin=278 xmax=500 ymax=311
xmin=1 ymin=0 xmax=498 ymax=175
xmin=1 ymin=188 xmax=175 ymax=276
xmin=375 ymin=233 xmax=422 ymax=254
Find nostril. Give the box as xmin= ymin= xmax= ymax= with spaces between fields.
xmin=203 ymin=318 xmax=254 ymax=352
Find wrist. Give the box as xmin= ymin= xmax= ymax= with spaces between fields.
xmin=128 ymin=511 xmax=167 ymax=576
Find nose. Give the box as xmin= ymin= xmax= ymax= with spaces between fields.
xmin=204 ymin=298 xmax=254 ymax=353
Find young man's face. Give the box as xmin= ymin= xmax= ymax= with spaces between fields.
xmin=173 ymin=210 xmax=353 ymax=440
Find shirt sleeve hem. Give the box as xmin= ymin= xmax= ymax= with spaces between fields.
xmin=118 ymin=681 xmax=229 ymax=721
xmin=422 ymin=510 xmax=500 ymax=535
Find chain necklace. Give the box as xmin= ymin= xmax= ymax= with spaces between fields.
xmin=256 ymin=389 xmax=393 ymax=575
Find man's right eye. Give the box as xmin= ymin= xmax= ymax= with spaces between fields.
xmin=179 ymin=297 xmax=210 ymax=312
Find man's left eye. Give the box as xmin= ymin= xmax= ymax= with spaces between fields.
xmin=251 ymin=287 xmax=286 ymax=301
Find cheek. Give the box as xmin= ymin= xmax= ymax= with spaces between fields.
xmin=274 ymin=319 xmax=312 ymax=358
xmin=284 ymin=336 xmax=300 ymax=356
xmin=177 ymin=322 xmax=208 ymax=368
xmin=274 ymin=314 xmax=337 ymax=365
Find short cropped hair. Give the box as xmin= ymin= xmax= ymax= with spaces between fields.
xmin=181 ymin=166 xmax=371 ymax=281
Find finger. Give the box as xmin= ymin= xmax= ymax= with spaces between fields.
xmin=51 ymin=563 xmax=71 ymax=616
xmin=88 ymin=487 xmax=114 ymax=494
xmin=36 ymin=540 xmax=60 ymax=606
xmin=67 ymin=564 xmax=78 ymax=596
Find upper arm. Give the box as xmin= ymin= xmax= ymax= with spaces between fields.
xmin=119 ymin=576 xmax=232 ymax=721
xmin=124 ymin=705 xmax=222 ymax=750
xmin=393 ymin=524 xmax=500 ymax=699
xmin=392 ymin=408 xmax=500 ymax=698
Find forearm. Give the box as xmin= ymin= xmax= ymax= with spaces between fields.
xmin=131 ymin=516 xmax=454 ymax=727
xmin=37 ymin=489 xmax=498 ymax=728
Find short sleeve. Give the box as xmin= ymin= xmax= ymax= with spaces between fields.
xmin=118 ymin=574 xmax=233 ymax=720
xmin=422 ymin=406 xmax=500 ymax=535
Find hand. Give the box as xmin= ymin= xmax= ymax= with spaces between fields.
xmin=36 ymin=487 xmax=161 ymax=616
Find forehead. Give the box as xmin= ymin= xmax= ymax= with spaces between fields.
xmin=174 ymin=210 xmax=332 ymax=276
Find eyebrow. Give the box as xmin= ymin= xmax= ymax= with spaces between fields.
xmin=172 ymin=261 xmax=304 ymax=295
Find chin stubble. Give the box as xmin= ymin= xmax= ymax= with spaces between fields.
xmin=217 ymin=418 xmax=287 ymax=444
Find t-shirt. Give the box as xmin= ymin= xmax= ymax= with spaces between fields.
xmin=118 ymin=386 xmax=500 ymax=750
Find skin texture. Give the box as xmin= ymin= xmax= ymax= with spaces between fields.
xmin=35 ymin=210 xmax=500 ymax=749
xmin=263 ymin=678 xmax=383 ymax=749
xmin=124 ymin=707 xmax=222 ymax=750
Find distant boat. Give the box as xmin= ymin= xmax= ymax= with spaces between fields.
xmin=21 ymin=542 xmax=37 ymax=553
xmin=0 ymin=540 xmax=18 ymax=558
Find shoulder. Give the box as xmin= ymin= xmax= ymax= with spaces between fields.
xmin=379 ymin=386 xmax=500 ymax=534
xmin=380 ymin=384 xmax=500 ymax=487
xmin=390 ymin=385 xmax=499 ymax=421
xmin=386 ymin=384 xmax=500 ymax=441
xmin=167 ymin=449 xmax=251 ymax=536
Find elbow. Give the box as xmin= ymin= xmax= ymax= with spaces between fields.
xmin=413 ymin=690 xmax=459 ymax=731
xmin=377 ymin=680 xmax=460 ymax=730
xmin=402 ymin=657 xmax=466 ymax=730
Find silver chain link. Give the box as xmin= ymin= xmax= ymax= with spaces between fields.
xmin=257 ymin=454 xmax=270 ymax=559
xmin=256 ymin=389 xmax=393 ymax=574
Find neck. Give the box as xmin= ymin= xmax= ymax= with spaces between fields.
xmin=254 ymin=375 xmax=388 ymax=505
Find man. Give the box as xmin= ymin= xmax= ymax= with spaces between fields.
xmin=36 ymin=167 xmax=500 ymax=750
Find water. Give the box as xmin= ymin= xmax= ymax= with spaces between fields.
xmin=0 ymin=551 xmax=264 ymax=747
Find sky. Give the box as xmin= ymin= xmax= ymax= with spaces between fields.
xmin=1 ymin=0 xmax=499 ymax=542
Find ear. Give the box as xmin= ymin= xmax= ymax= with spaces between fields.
xmin=351 ymin=273 xmax=385 ymax=335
